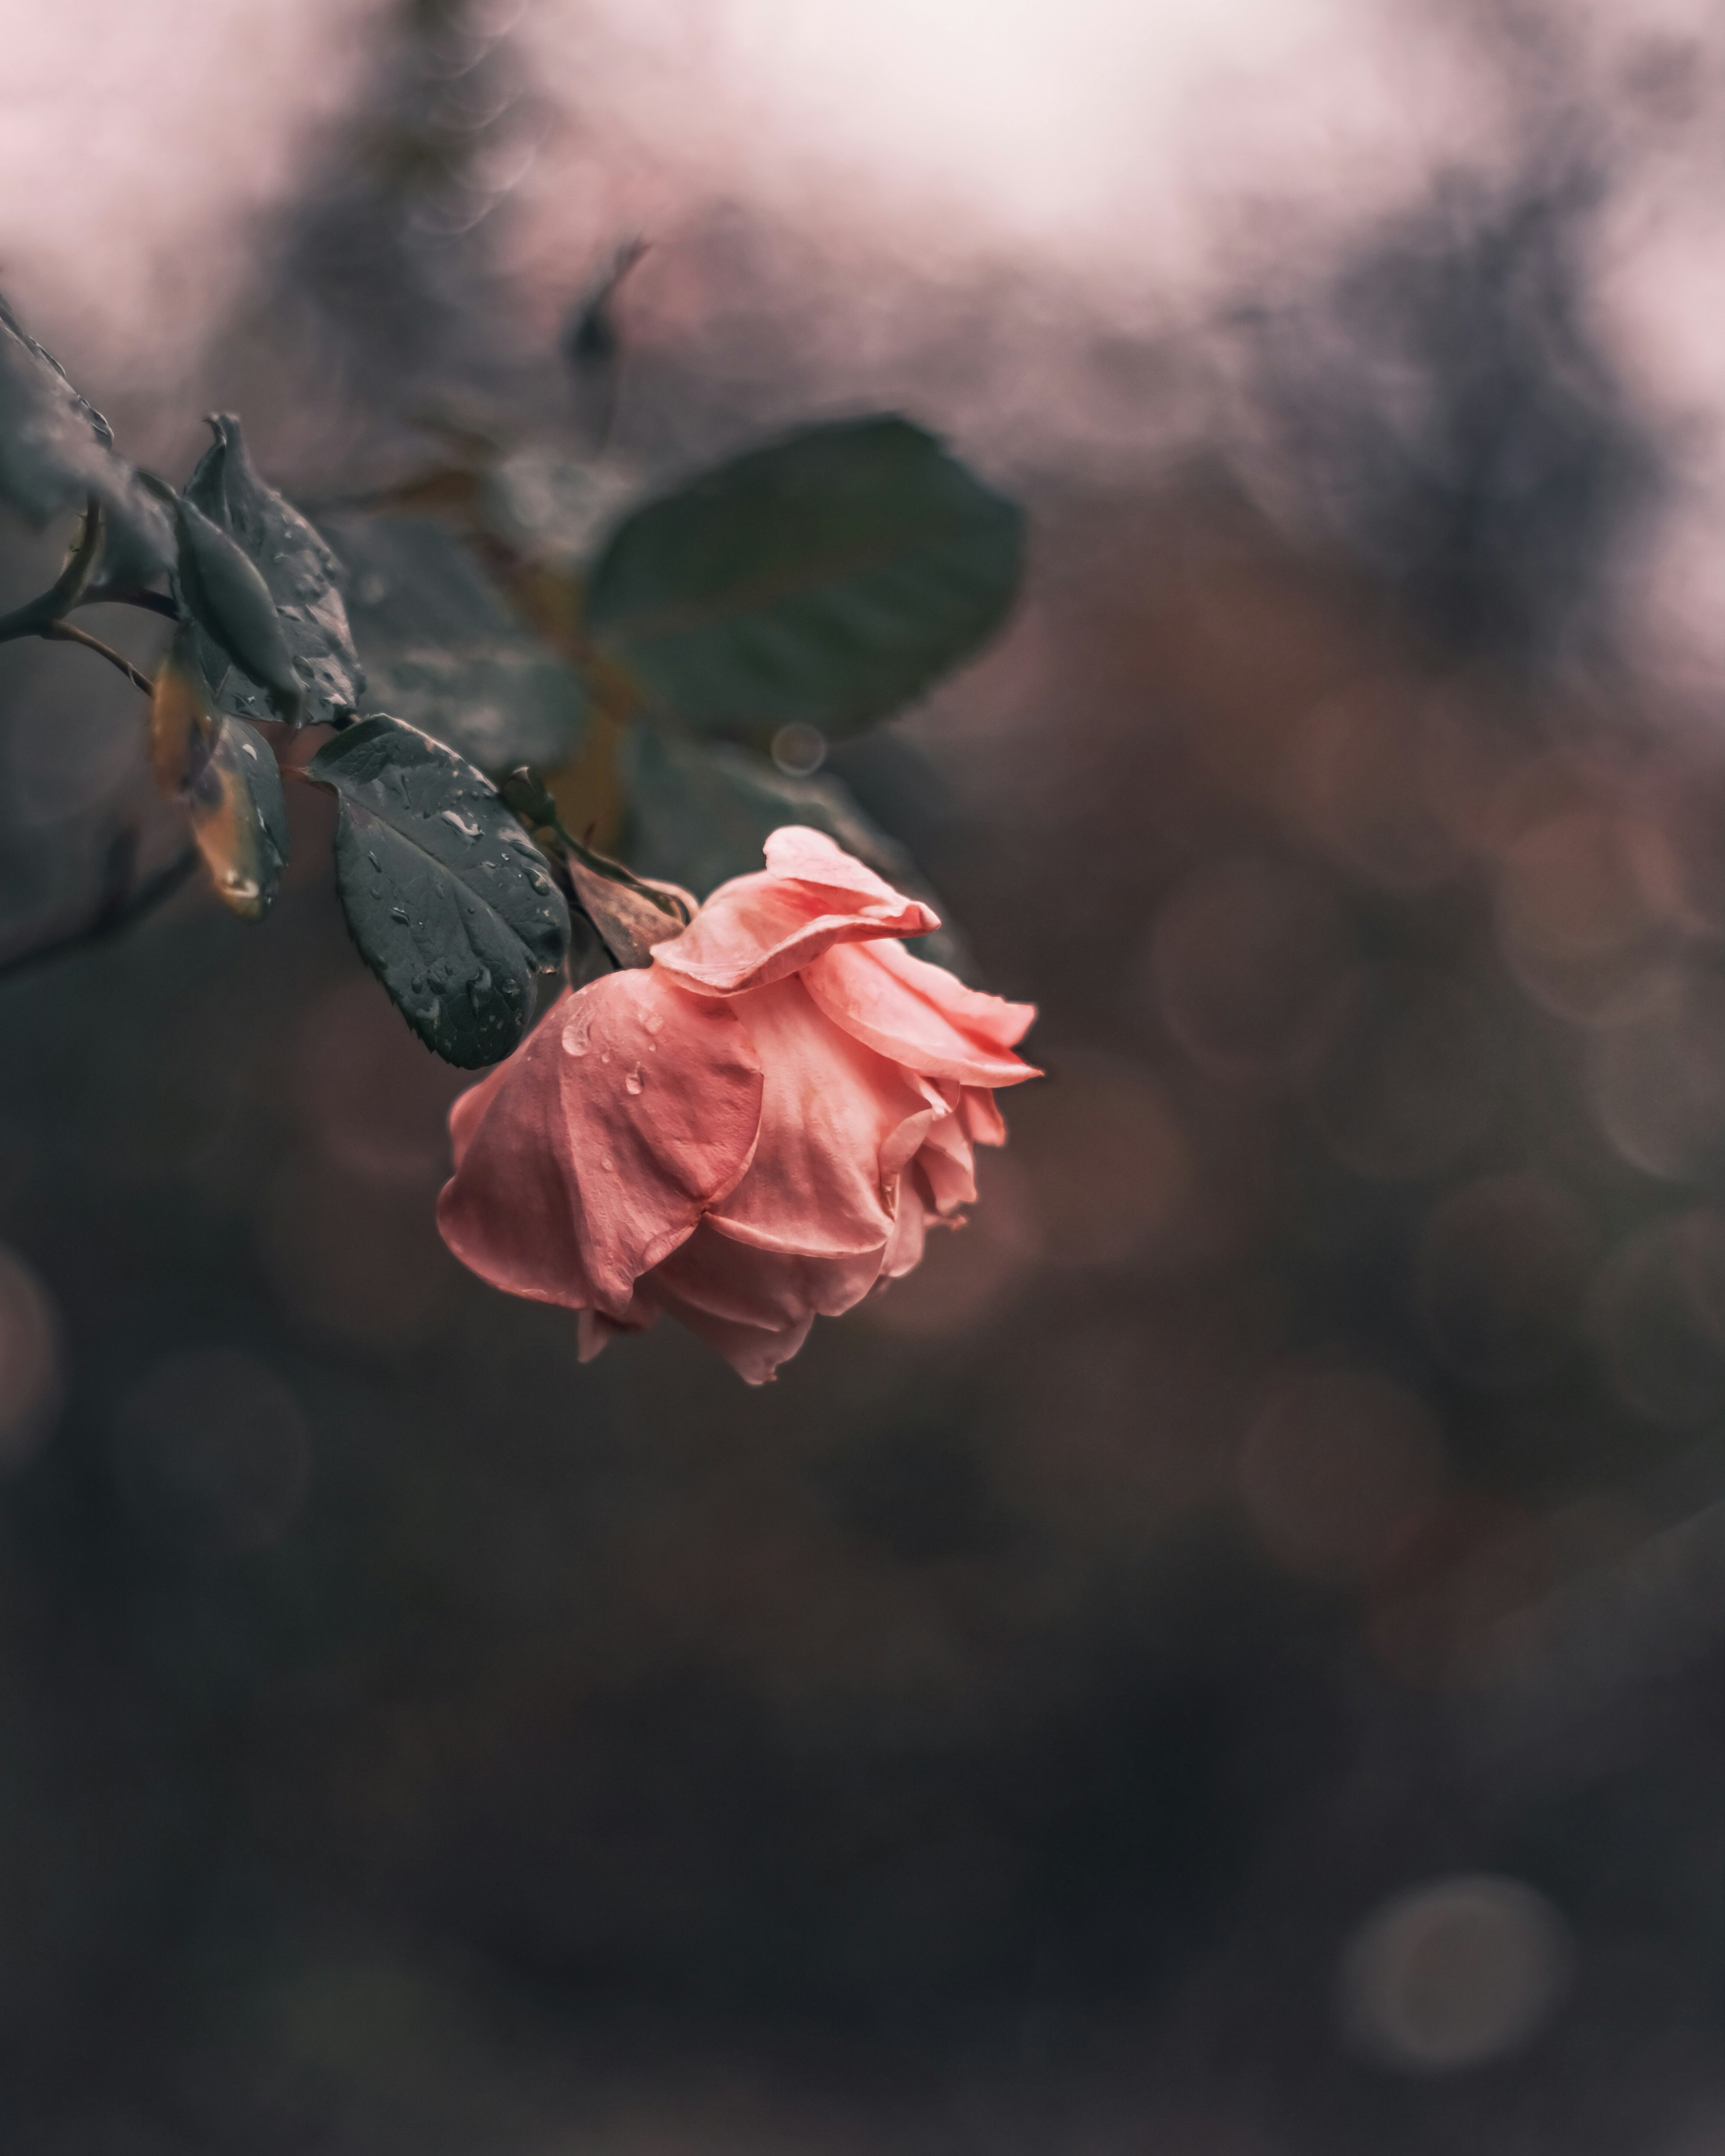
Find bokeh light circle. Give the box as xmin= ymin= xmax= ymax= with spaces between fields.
xmin=1239 ymin=1365 xmax=1447 ymax=1579
xmin=1337 ymin=1873 xmax=1574 ymax=2072
xmin=1587 ymin=965 xmax=1725 ymax=1182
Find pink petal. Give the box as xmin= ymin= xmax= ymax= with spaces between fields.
xmin=576 ymin=1294 xmax=658 ymax=1365
xmin=915 ymin=1111 xmax=977 ymax=1215
xmin=449 ymin=1050 xmax=515 ymax=1170
xmin=438 ymin=970 xmax=763 ymax=1319
xmin=651 ymin=1217 xmax=886 ymax=1326
xmin=871 ymin=939 xmax=1037 ymax=1051
xmin=959 ymin=1087 xmax=1008 ymax=1147
xmin=879 ymin=1181 xmax=929 ymax=1281
xmin=802 ymin=938 xmax=1040 ymax=1087
xmin=707 ymin=976 xmax=946 ymax=1257
xmin=763 ymin=825 xmax=927 ymax=910
xmin=651 ymin=1284 xmax=816 ymax=1385
xmin=655 ymin=835 xmax=938 ymax=996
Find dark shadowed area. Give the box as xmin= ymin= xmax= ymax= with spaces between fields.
xmin=0 ymin=2 xmax=1720 ymax=2150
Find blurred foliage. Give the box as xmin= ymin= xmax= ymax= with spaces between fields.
xmin=0 ymin=297 xmax=1023 ymax=1065
xmin=0 ymin=1 xmax=1718 ymax=2150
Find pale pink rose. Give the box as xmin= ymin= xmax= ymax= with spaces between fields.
xmin=437 ymin=827 xmax=1039 ymax=1382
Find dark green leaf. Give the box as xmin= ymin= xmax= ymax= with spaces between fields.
xmin=148 ymin=482 xmax=301 ymax=721
xmin=621 ymin=727 xmax=977 ymax=979
xmin=495 ymin=766 xmax=688 ymax=972
xmin=182 ymin=414 xmax=363 ymax=726
xmin=586 ymin=415 xmax=1023 ymax=740
xmin=0 ymin=290 xmax=172 ymax=579
xmin=309 ymin=716 xmax=570 ymax=1068
xmin=320 ymin=512 xmax=587 ymax=771
xmin=562 ymin=852 xmax=685 ymax=970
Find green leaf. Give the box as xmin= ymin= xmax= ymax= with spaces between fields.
xmin=620 ymin=728 xmax=977 ymax=980
xmin=182 ymin=414 xmax=363 ymax=727
xmin=146 ymin=481 xmax=302 ymax=721
xmin=308 ymin=716 xmax=571 ymax=1068
xmin=0 ymin=289 xmax=172 ymax=579
xmin=585 ymin=415 xmax=1023 ymax=740
xmin=320 ymin=512 xmax=587 ymax=771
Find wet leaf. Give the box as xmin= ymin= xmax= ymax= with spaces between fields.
xmin=320 ymin=512 xmax=587 ymax=771
xmin=308 ymin=716 xmax=570 ymax=1068
xmin=0 ymin=289 xmax=172 ymax=579
xmin=147 ymin=632 xmax=288 ymax=921
xmin=621 ymin=727 xmax=976 ymax=978
xmin=150 ymin=483 xmax=301 ymax=722
xmin=562 ymin=852 xmax=685 ymax=970
xmin=496 ymin=765 xmax=686 ymax=972
xmin=182 ymin=414 xmax=363 ymax=727
xmin=585 ymin=415 xmax=1023 ymax=740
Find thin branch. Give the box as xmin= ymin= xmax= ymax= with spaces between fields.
xmin=0 ymin=498 xmax=106 ymax=642
xmin=40 ymin=618 xmax=154 ymax=695
xmin=0 ymin=842 xmax=199 ymax=988
xmin=78 ymin=583 xmax=177 ymax=620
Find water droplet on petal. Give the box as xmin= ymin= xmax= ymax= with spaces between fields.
xmin=625 ymin=1067 xmax=644 ymax=1095
xmin=644 ymin=1012 xmax=664 ymax=1036
xmin=562 ymin=1005 xmax=593 ymax=1057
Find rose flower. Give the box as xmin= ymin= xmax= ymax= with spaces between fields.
xmin=437 ymin=827 xmax=1039 ymax=1382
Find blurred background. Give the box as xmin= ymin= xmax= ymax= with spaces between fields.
xmin=0 ymin=0 xmax=1721 ymax=2148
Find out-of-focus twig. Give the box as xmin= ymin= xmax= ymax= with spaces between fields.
xmin=40 ymin=619 xmax=154 ymax=694
xmin=0 ymin=838 xmax=199 ymax=988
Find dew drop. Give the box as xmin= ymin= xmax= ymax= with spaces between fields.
xmin=562 ymin=1005 xmax=593 ymax=1057
xmin=439 ymin=809 xmax=481 ymax=840
xmin=600 ymin=1050 xmax=610 ymax=1064
xmin=625 ymin=1067 xmax=644 ymax=1095
xmin=390 ymin=905 xmax=410 ymax=923
xmin=644 ymin=1012 xmax=664 ymax=1036
xmin=602 ymin=1155 xmax=615 ymax=1171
